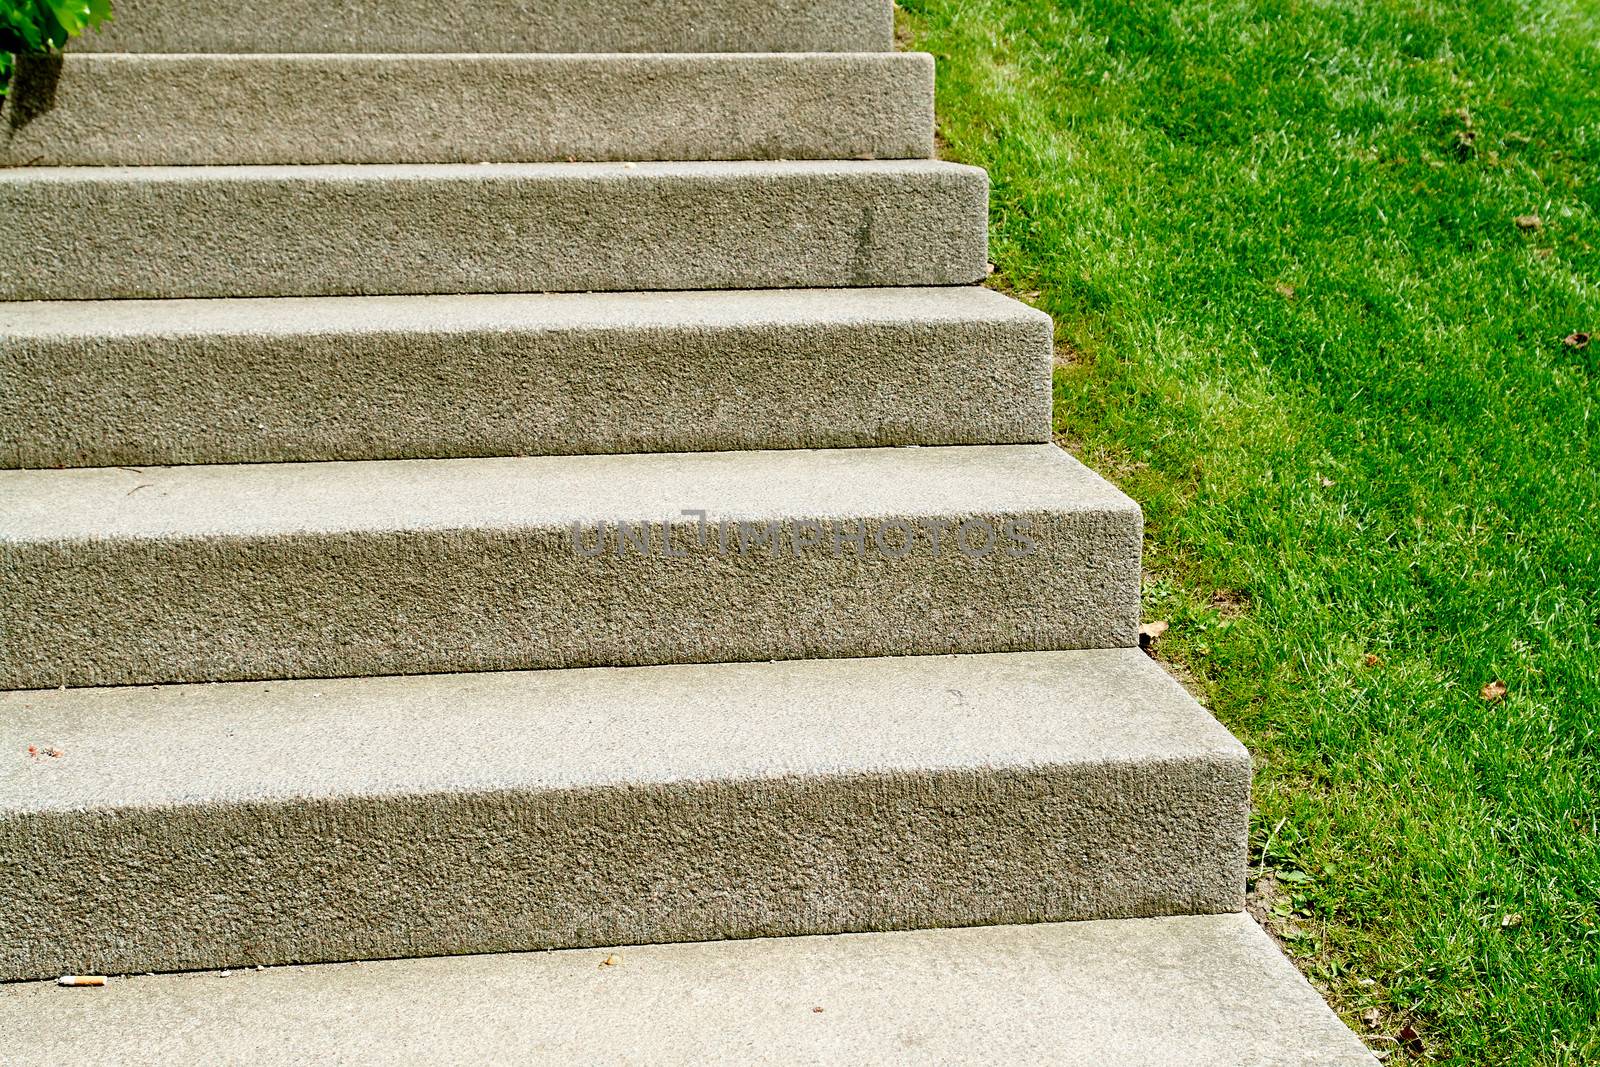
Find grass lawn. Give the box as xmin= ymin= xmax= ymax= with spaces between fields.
xmin=900 ymin=1 xmax=1600 ymax=1062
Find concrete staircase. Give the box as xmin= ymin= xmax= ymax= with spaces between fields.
xmin=0 ymin=1 xmax=1373 ymax=1061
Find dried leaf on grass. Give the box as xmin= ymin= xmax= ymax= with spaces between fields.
xmin=1138 ymin=620 xmax=1169 ymax=654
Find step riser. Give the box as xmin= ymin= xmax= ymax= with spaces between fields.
xmin=4 ymin=761 xmax=1245 ymax=981
xmin=75 ymin=0 xmax=892 ymax=53
xmin=1 ymin=53 xmax=933 ymax=166
xmin=0 ymin=161 xmax=987 ymax=300
xmin=2 ymin=510 xmax=1139 ymax=689
xmin=1 ymin=290 xmax=1051 ymax=468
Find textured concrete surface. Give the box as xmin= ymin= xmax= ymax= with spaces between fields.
xmin=76 ymin=0 xmax=892 ymax=53
xmin=0 ymin=916 xmax=1374 ymax=1064
xmin=0 ymin=649 xmax=1248 ymax=980
xmin=0 ymin=288 xmax=1051 ymax=468
xmin=0 ymin=52 xmax=933 ymax=166
xmin=0 ymin=160 xmax=988 ymax=300
xmin=0 ymin=445 xmax=1141 ymax=688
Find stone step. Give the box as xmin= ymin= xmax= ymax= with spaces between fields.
xmin=0 ymin=649 xmax=1248 ymax=981
xmin=0 ymin=915 xmax=1375 ymax=1065
xmin=0 ymin=159 xmax=987 ymax=301
xmin=0 ymin=444 xmax=1139 ymax=689
xmin=0 ymin=52 xmax=933 ymax=166
xmin=75 ymin=0 xmax=891 ymax=54
xmin=1 ymin=288 xmax=1050 ymax=469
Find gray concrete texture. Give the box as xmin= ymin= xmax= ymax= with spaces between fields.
xmin=0 ymin=159 xmax=988 ymax=300
xmin=0 ymin=915 xmax=1374 ymax=1064
xmin=74 ymin=0 xmax=892 ymax=53
xmin=0 ymin=288 xmax=1052 ymax=468
xmin=0 ymin=445 xmax=1141 ymax=689
xmin=0 ymin=52 xmax=934 ymax=166
xmin=0 ymin=649 xmax=1249 ymax=980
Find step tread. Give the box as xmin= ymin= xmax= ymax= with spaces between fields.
xmin=77 ymin=0 xmax=892 ymax=54
xmin=2 ymin=648 xmax=1241 ymax=813
xmin=1 ymin=444 xmax=1132 ymax=543
xmin=0 ymin=285 xmax=1039 ymax=338
xmin=0 ymin=914 xmax=1374 ymax=1065
xmin=0 ymin=52 xmax=934 ymax=166
xmin=1 ymin=156 xmax=975 ymax=184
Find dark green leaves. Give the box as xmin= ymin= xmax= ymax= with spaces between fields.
xmin=1 ymin=0 xmax=112 ymax=95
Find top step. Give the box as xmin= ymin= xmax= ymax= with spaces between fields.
xmin=77 ymin=0 xmax=892 ymax=53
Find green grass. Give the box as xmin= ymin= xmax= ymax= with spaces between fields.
xmin=899 ymin=1 xmax=1600 ymax=1062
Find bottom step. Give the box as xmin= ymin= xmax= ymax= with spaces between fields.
xmin=2 ymin=650 xmax=1246 ymax=980
xmin=0 ymin=915 xmax=1374 ymax=1065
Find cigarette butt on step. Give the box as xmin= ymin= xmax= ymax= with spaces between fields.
xmin=57 ymin=975 xmax=106 ymax=987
